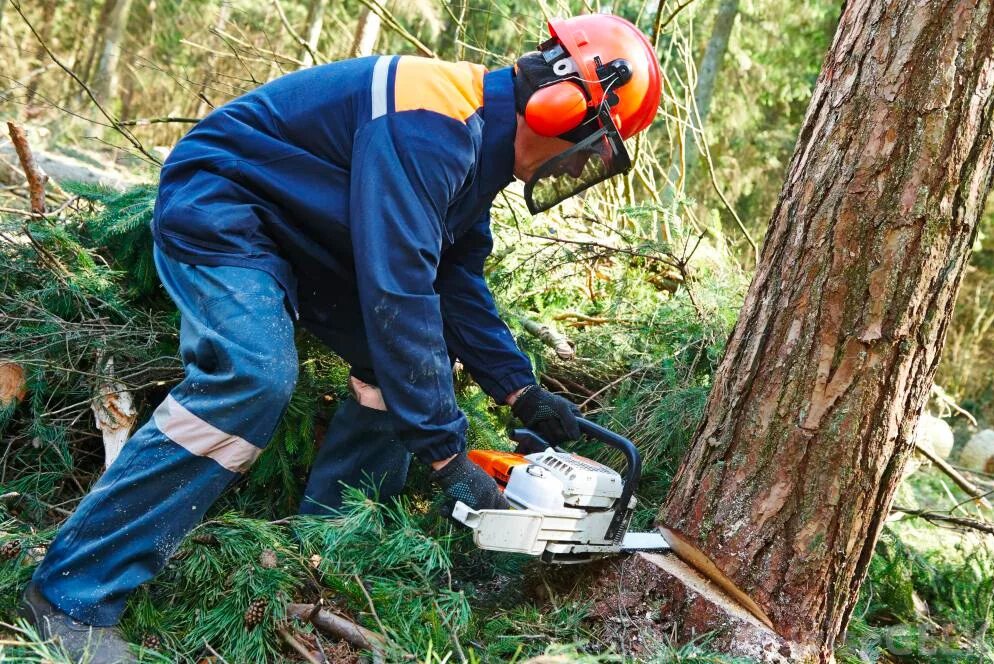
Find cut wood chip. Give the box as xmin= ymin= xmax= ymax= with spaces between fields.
xmin=91 ymin=356 xmax=137 ymax=467
xmin=0 ymin=361 xmax=27 ymax=405
xmin=660 ymin=527 xmax=775 ymax=629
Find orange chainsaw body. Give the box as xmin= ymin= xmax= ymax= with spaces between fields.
xmin=467 ymin=449 xmax=529 ymax=487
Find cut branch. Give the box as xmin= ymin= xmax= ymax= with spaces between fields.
xmin=286 ymin=603 xmax=387 ymax=662
xmin=0 ymin=361 xmax=27 ymax=405
xmin=91 ymin=356 xmax=137 ymax=468
xmin=521 ymin=318 xmax=575 ymax=361
xmin=5 ymin=122 xmax=47 ymax=214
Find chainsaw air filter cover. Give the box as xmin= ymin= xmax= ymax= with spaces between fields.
xmin=505 ymin=450 xmax=623 ymax=512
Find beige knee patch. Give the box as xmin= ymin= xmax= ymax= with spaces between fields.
xmin=153 ymin=395 xmax=262 ymax=473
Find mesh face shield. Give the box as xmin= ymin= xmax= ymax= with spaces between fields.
xmin=523 ymin=106 xmax=632 ymax=214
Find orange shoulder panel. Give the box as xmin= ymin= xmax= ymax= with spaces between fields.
xmin=394 ymin=57 xmax=486 ymax=123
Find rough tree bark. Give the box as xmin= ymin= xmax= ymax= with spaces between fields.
xmin=652 ymin=0 xmax=994 ymax=660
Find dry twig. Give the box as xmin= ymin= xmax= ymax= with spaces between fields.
xmin=915 ymin=441 xmax=993 ymax=509
xmin=278 ymin=627 xmax=324 ymax=664
xmin=9 ymin=0 xmax=162 ymax=166
xmin=892 ymin=506 xmax=994 ymax=536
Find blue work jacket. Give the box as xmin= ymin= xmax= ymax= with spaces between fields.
xmin=152 ymin=56 xmax=536 ymax=463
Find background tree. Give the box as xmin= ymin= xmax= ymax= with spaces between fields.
xmin=663 ymin=0 xmax=739 ymax=202
xmin=655 ymin=0 xmax=994 ymax=660
xmin=92 ymin=0 xmax=135 ymax=105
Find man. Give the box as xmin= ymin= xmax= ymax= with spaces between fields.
xmin=22 ymin=14 xmax=661 ymax=662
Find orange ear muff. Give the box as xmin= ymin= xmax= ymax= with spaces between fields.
xmin=524 ymin=81 xmax=589 ymax=137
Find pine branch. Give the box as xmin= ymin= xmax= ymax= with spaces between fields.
xmin=287 ymin=603 xmax=388 ymax=660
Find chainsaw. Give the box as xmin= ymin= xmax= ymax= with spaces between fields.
xmin=451 ymin=418 xmax=670 ymax=563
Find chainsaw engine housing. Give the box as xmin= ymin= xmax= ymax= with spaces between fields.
xmin=455 ymin=448 xmax=635 ymax=562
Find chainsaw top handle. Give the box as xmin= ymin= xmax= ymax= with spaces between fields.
xmin=509 ymin=418 xmax=640 ymax=543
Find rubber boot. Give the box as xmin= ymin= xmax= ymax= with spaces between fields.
xmin=299 ymin=399 xmax=411 ymax=514
xmin=21 ymin=584 xmax=135 ymax=663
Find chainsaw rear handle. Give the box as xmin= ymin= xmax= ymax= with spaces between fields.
xmin=509 ymin=418 xmax=640 ymax=543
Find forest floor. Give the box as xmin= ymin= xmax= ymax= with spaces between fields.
xmin=1 ymin=140 xmax=993 ymax=663
xmin=0 ymin=438 xmax=991 ymax=663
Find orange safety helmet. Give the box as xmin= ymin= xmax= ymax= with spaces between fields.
xmin=523 ymin=14 xmax=661 ymax=140
xmin=518 ymin=14 xmax=662 ymax=214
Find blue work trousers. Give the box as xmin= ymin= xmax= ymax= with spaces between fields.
xmin=33 ymin=247 xmax=406 ymax=626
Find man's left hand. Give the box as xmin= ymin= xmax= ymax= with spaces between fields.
xmin=509 ymin=385 xmax=581 ymax=443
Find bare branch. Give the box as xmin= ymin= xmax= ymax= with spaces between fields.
xmin=286 ymin=603 xmax=387 ymax=663
xmin=5 ymin=122 xmax=46 ymax=214
xmin=892 ymin=506 xmax=994 ymax=536
xmin=915 ymin=441 xmax=993 ymax=510
xmin=272 ymin=0 xmax=321 ymax=65
xmin=8 ymin=0 xmax=161 ymax=166
xmin=118 ymin=116 xmax=200 ymax=127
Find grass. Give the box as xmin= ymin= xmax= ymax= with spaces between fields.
xmin=839 ymin=467 xmax=994 ymax=663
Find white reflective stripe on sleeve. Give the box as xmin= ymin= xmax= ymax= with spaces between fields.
xmin=153 ymin=395 xmax=262 ymax=473
xmin=370 ymin=55 xmax=392 ymax=119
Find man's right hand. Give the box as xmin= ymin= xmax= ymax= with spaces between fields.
xmin=430 ymin=452 xmax=510 ymax=512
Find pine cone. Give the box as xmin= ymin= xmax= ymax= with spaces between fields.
xmin=244 ymin=598 xmax=268 ymax=628
xmin=0 ymin=540 xmax=21 ymax=560
xmin=141 ymin=634 xmax=162 ymax=650
xmin=259 ymin=549 xmax=278 ymax=569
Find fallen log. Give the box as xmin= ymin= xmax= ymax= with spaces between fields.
xmin=286 ymin=603 xmax=386 ymax=663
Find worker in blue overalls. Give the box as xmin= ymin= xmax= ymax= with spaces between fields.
xmin=23 ymin=14 xmax=661 ymax=662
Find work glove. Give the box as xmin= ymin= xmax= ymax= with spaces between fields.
xmin=511 ymin=385 xmax=581 ymax=443
xmin=431 ymin=452 xmax=510 ymax=513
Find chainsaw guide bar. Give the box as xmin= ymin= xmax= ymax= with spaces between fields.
xmin=453 ymin=419 xmax=671 ymax=564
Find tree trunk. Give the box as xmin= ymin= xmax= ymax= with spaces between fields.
xmin=301 ymin=0 xmax=329 ymax=66
xmin=351 ymin=7 xmax=382 ymax=58
xmin=24 ymin=0 xmax=56 ymax=104
xmin=191 ymin=1 xmax=232 ymax=118
xmin=657 ymin=0 xmax=994 ymax=660
xmin=80 ymin=0 xmax=116 ymax=87
xmin=664 ymin=0 xmax=739 ymax=200
xmin=92 ymin=0 xmax=134 ymax=104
